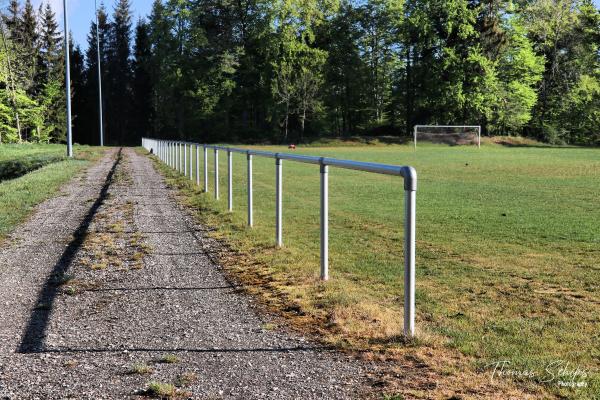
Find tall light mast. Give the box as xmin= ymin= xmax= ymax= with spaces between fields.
xmin=63 ymin=0 xmax=73 ymax=157
xmin=95 ymin=0 xmax=104 ymax=146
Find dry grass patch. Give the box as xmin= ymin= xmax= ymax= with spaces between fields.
xmin=129 ymin=363 xmax=154 ymax=375
xmin=158 ymin=354 xmax=180 ymax=364
xmin=174 ymin=372 xmax=198 ymax=387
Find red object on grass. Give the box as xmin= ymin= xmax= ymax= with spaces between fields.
xmin=288 ymin=144 xmax=297 ymax=150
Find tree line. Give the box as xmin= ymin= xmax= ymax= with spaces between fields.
xmin=0 ymin=0 xmax=65 ymax=144
xmin=1 ymin=0 xmax=599 ymax=146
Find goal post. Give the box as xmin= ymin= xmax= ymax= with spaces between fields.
xmin=413 ymin=125 xmax=481 ymax=149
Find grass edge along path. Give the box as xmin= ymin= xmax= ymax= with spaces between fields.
xmin=0 ymin=146 xmax=106 ymax=242
xmin=143 ymin=148 xmax=548 ymax=400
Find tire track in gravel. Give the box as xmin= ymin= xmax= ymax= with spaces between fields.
xmin=0 ymin=148 xmax=372 ymax=399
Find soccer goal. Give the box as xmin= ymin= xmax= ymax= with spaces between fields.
xmin=413 ymin=125 xmax=481 ymax=149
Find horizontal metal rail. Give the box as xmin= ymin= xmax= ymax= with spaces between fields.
xmin=142 ymin=138 xmax=417 ymax=337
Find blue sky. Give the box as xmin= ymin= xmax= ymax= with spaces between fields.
xmin=31 ymin=0 xmax=153 ymax=47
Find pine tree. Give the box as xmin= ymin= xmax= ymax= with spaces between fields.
xmin=81 ymin=3 xmax=110 ymax=145
xmin=106 ymin=0 xmax=133 ymax=145
xmin=71 ymin=44 xmax=87 ymax=144
xmin=20 ymin=0 xmax=37 ymax=97
xmin=37 ymin=3 xmax=65 ymax=142
xmin=4 ymin=0 xmax=20 ymax=37
xmin=132 ymin=18 xmax=152 ymax=139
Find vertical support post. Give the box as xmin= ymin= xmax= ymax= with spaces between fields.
xmin=63 ymin=0 xmax=73 ymax=157
xmin=227 ymin=150 xmax=233 ymax=211
xmin=175 ymin=143 xmax=179 ymax=172
xmin=95 ymin=0 xmax=104 ymax=147
xmin=189 ymin=144 xmax=193 ymax=180
xmin=404 ymin=186 xmax=417 ymax=337
xmin=413 ymin=125 xmax=417 ymax=151
xmin=275 ymin=157 xmax=283 ymax=247
xmin=320 ymin=163 xmax=329 ymax=281
xmin=184 ymin=143 xmax=188 ymax=176
xmin=177 ymin=142 xmax=181 ymax=172
xmin=203 ymin=146 xmax=208 ymax=192
xmin=196 ymin=145 xmax=200 ymax=186
xmin=247 ymin=153 xmax=253 ymax=227
xmin=214 ymin=148 xmax=219 ymax=199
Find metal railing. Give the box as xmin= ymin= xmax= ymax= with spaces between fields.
xmin=142 ymin=138 xmax=418 ymax=337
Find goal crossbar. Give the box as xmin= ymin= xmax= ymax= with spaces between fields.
xmin=413 ymin=125 xmax=481 ymax=149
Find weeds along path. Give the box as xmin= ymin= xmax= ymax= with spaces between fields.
xmin=0 ymin=148 xmax=370 ymax=399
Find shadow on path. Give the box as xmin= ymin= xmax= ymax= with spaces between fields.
xmin=33 ymin=345 xmax=327 ymax=354
xmin=18 ymin=149 xmax=122 ymax=353
xmin=83 ymin=285 xmax=238 ymax=292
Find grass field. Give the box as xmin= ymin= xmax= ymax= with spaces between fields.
xmin=153 ymin=142 xmax=599 ymax=398
xmin=0 ymin=143 xmax=68 ymax=162
xmin=0 ymin=145 xmax=104 ymax=240
xmin=0 ymin=143 xmax=69 ymax=181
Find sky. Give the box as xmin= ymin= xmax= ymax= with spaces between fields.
xmin=30 ymin=0 xmax=153 ymax=47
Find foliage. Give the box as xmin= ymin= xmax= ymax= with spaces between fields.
xmin=1 ymin=0 xmax=598 ymax=145
xmin=0 ymin=0 xmax=65 ymax=144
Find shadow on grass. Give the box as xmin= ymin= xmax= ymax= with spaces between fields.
xmin=18 ymin=149 xmax=122 ymax=353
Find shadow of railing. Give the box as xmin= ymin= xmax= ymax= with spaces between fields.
xmin=18 ymin=149 xmax=122 ymax=353
xmin=29 ymin=345 xmax=326 ymax=354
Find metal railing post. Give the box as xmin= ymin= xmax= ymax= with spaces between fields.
xmin=275 ymin=157 xmax=283 ymax=247
xmin=247 ymin=153 xmax=253 ymax=227
xmin=214 ymin=148 xmax=219 ymax=199
xmin=178 ymin=142 xmax=182 ymax=172
xmin=189 ymin=144 xmax=193 ymax=180
xmin=228 ymin=150 xmax=233 ymax=211
xmin=320 ymin=163 xmax=329 ymax=281
xmin=403 ymin=172 xmax=417 ymax=338
xmin=204 ymin=146 xmax=208 ymax=192
xmin=196 ymin=145 xmax=200 ymax=186
xmin=184 ymin=143 xmax=188 ymax=176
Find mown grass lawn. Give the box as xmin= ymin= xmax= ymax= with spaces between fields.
xmin=0 ymin=144 xmax=105 ymax=239
xmin=156 ymin=142 xmax=600 ymax=398
xmin=0 ymin=143 xmax=67 ymax=162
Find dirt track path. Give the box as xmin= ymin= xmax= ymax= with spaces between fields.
xmin=0 ymin=148 xmax=370 ymax=399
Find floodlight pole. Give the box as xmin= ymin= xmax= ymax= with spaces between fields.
xmin=63 ymin=0 xmax=73 ymax=157
xmin=95 ymin=0 xmax=104 ymax=146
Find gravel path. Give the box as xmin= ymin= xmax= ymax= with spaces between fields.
xmin=0 ymin=148 xmax=371 ymax=399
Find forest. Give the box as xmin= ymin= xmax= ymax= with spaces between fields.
xmin=0 ymin=0 xmax=599 ymax=146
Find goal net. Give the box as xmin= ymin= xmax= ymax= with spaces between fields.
xmin=413 ymin=125 xmax=481 ymax=148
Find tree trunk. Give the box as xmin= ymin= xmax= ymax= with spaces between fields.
xmin=299 ymin=108 xmax=306 ymax=142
